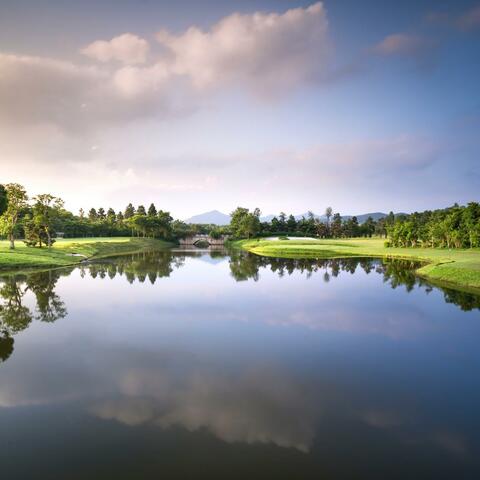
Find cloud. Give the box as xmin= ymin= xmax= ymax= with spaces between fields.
xmin=80 ymin=33 xmax=150 ymax=64
xmin=373 ymin=33 xmax=434 ymax=56
xmin=154 ymin=2 xmax=329 ymax=96
xmin=285 ymin=135 xmax=439 ymax=176
xmin=0 ymin=3 xmax=331 ymax=131
xmin=0 ymin=52 xmax=182 ymax=131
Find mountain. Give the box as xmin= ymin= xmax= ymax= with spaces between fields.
xmin=184 ymin=210 xmax=231 ymax=225
xmin=341 ymin=212 xmax=389 ymax=223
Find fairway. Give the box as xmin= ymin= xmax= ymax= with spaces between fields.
xmin=237 ymin=237 xmax=480 ymax=292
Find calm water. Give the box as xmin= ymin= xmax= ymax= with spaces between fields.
xmin=1 ymin=249 xmax=480 ymax=479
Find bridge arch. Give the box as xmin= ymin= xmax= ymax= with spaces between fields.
xmin=178 ymin=234 xmax=227 ymax=246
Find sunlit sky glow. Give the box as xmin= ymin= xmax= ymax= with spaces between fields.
xmin=1 ymin=0 xmax=479 ymax=218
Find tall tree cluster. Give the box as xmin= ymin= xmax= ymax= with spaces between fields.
xmin=0 ymin=183 xmax=176 ymax=247
xmin=386 ymin=203 xmax=480 ymax=248
xmin=229 ymin=207 xmax=379 ymax=239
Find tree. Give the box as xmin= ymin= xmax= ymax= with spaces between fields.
xmin=287 ymin=214 xmax=297 ymax=233
xmin=124 ymin=203 xmax=135 ymax=219
xmin=230 ymin=207 xmax=250 ymax=237
xmin=0 ymin=183 xmax=28 ymax=249
xmin=24 ymin=214 xmax=48 ymax=247
xmin=137 ymin=205 xmax=146 ymax=216
xmin=88 ymin=208 xmax=98 ymax=221
xmin=325 ymin=206 xmax=333 ymax=234
xmin=97 ymin=207 xmax=106 ymax=220
xmin=316 ymin=221 xmax=328 ymax=238
xmin=107 ymin=208 xmax=116 ymax=223
xmin=148 ymin=203 xmax=157 ymax=217
xmin=344 ymin=216 xmax=360 ymax=238
xmin=243 ymin=208 xmax=261 ymax=238
xmin=31 ymin=194 xmax=64 ymax=248
xmin=363 ymin=216 xmax=375 ymax=238
xmin=271 ymin=216 xmax=280 ymax=233
xmin=126 ymin=214 xmax=148 ymax=237
xmin=385 ymin=211 xmax=395 ymax=230
xmin=156 ymin=210 xmax=173 ymax=238
xmin=331 ymin=213 xmax=343 ymax=238
xmin=230 ymin=207 xmax=261 ymax=238
xmin=0 ymin=185 xmax=7 ymax=215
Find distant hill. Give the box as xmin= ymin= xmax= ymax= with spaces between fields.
xmin=185 ymin=210 xmax=404 ymax=225
xmin=184 ymin=210 xmax=231 ymax=225
xmin=341 ymin=212 xmax=390 ymax=223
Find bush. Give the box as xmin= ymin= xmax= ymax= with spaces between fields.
xmin=384 ymin=240 xmax=391 ymax=248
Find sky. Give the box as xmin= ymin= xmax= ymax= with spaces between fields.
xmin=0 ymin=0 xmax=479 ymax=219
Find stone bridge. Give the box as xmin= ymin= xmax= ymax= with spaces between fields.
xmin=178 ymin=234 xmax=227 ymax=246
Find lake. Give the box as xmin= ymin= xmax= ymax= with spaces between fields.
xmin=1 ymin=248 xmax=480 ymax=479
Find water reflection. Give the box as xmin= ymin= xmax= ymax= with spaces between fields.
xmin=89 ymin=364 xmax=318 ymax=452
xmin=0 ymin=251 xmax=478 ymax=358
xmin=0 ymin=250 xmax=480 ymax=478
xmin=227 ymin=251 xmax=480 ymax=311
xmin=0 ymin=270 xmax=68 ymax=363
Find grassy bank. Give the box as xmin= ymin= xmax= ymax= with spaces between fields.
xmin=236 ymin=237 xmax=480 ymax=293
xmin=0 ymin=237 xmax=173 ymax=274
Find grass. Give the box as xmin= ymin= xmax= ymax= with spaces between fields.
xmin=0 ymin=237 xmax=173 ymax=274
xmin=236 ymin=237 xmax=480 ymax=293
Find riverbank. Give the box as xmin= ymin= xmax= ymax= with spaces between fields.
xmin=236 ymin=237 xmax=480 ymax=293
xmin=0 ymin=237 xmax=173 ymax=274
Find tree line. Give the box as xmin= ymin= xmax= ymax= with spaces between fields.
xmin=229 ymin=207 xmax=383 ymax=239
xmin=229 ymin=203 xmax=480 ymax=249
xmin=385 ymin=202 xmax=480 ymax=248
xmin=1 ymin=183 xmax=478 ymax=250
xmin=0 ymin=183 xmax=186 ymax=249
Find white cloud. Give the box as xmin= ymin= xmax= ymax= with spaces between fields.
xmin=0 ymin=3 xmax=331 ymax=132
xmin=0 ymin=53 xmax=180 ymax=131
xmin=80 ymin=33 xmax=150 ymax=64
xmin=155 ymin=2 xmax=329 ymax=96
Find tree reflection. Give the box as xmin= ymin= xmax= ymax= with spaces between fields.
xmin=0 ymin=332 xmax=14 ymax=363
xmin=26 ymin=271 xmax=68 ymax=322
xmin=0 ymin=276 xmax=33 ymax=333
xmin=0 ymin=270 xmax=68 ymax=364
xmin=228 ymin=252 xmax=480 ymax=312
xmin=1 ymin=249 xmax=478 ymax=368
xmin=80 ymin=251 xmax=187 ymax=285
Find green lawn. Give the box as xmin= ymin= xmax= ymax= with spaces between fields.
xmin=236 ymin=237 xmax=480 ymax=293
xmin=0 ymin=237 xmax=172 ymax=274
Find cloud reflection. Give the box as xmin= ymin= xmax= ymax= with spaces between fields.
xmin=90 ymin=366 xmax=318 ymax=452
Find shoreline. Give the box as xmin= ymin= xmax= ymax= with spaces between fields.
xmin=0 ymin=237 xmax=173 ymax=276
xmin=234 ymin=238 xmax=480 ymax=295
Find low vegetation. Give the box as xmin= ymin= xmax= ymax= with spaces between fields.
xmin=236 ymin=237 xmax=480 ymax=292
